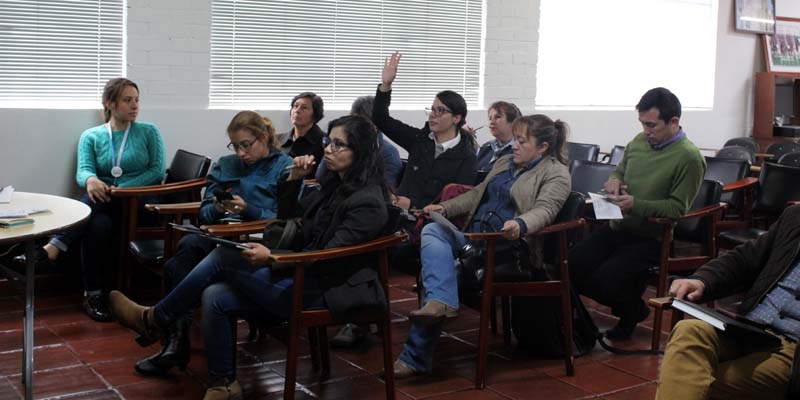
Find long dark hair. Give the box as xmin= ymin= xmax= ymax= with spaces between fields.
xmin=435 ymin=90 xmax=477 ymax=151
xmin=102 ymin=78 xmax=138 ymax=123
xmin=319 ymin=115 xmax=389 ymax=201
xmin=511 ymin=114 xmax=569 ymax=165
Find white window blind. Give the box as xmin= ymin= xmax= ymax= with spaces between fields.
xmin=210 ymin=0 xmax=484 ymax=110
xmin=535 ymin=0 xmax=718 ymax=110
xmin=0 ymin=0 xmax=125 ymax=109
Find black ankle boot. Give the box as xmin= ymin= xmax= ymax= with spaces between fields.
xmin=135 ymin=317 xmax=191 ymax=376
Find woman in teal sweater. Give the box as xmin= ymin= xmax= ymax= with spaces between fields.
xmin=32 ymin=78 xmax=165 ymax=321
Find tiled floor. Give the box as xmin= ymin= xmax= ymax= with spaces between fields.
xmin=0 ymin=272 xmax=669 ymax=400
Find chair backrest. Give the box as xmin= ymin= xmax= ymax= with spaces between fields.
xmin=675 ymin=179 xmax=723 ymax=243
xmin=567 ymin=142 xmax=600 ymax=162
xmin=164 ymin=149 xmax=212 ymax=183
xmin=704 ymin=156 xmax=750 ymax=208
xmin=606 ymin=145 xmax=625 ymax=165
xmin=778 ymin=152 xmax=800 ymax=167
xmin=715 ymin=145 xmax=755 ymax=164
xmin=569 ymin=160 xmax=617 ymax=196
xmin=756 ymin=162 xmax=800 ymax=216
xmin=543 ymin=191 xmax=585 ymax=263
xmin=767 ymin=142 xmax=800 ymax=163
xmin=723 ymin=137 xmax=760 ymax=155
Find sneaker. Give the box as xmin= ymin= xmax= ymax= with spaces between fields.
xmin=83 ymin=293 xmax=112 ymax=323
xmin=330 ymin=324 xmax=366 ymax=348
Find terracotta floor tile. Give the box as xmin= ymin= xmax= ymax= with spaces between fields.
xmin=270 ymin=355 xmax=367 ymax=385
xmin=57 ymin=389 xmax=123 ymax=399
xmin=49 ymin=320 xmax=133 ymax=343
xmin=389 ymin=287 xmax=418 ymax=302
xmin=396 ymin=374 xmax=474 ymax=399
xmin=0 ymin=345 xmax=80 ymax=376
xmin=0 ymin=298 xmax=23 ymax=316
xmin=0 ymin=313 xmax=42 ymax=333
xmin=115 ymin=376 xmax=205 ymax=400
xmin=602 ymin=382 xmax=657 ymax=400
xmin=308 ymin=375 xmax=413 ymax=400
xmin=236 ymin=364 xmax=287 ymax=398
xmin=546 ymin=361 xmax=648 ymax=395
xmin=490 ymin=373 xmax=592 ymax=399
xmin=602 ymin=354 xmax=663 ymax=381
xmin=70 ymin=335 xmax=158 ymax=364
xmin=0 ymin=327 xmax=61 ymax=353
xmin=90 ymin=358 xmax=164 ymax=388
xmin=333 ymin=342 xmax=405 ymax=374
xmin=0 ymin=376 xmax=21 ymax=400
xmin=35 ymin=305 xmax=92 ymax=327
xmin=9 ymin=365 xmax=106 ymax=399
xmin=431 ymin=388 xmax=511 ymax=400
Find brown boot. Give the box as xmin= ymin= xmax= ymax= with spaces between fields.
xmin=203 ymin=379 xmax=242 ymax=400
xmin=108 ymin=290 xmax=161 ymax=346
xmin=408 ymin=300 xmax=458 ymax=325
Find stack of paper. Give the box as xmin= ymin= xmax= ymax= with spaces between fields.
xmin=0 ymin=186 xmax=12 ymax=203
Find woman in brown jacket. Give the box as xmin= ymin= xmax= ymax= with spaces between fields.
xmin=393 ymin=114 xmax=572 ymax=377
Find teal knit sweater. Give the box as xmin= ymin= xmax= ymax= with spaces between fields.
xmin=76 ymin=121 xmax=166 ymax=188
xmin=609 ymin=132 xmax=706 ymax=240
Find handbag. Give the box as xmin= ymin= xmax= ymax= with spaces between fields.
xmin=261 ymin=218 xmax=302 ymax=250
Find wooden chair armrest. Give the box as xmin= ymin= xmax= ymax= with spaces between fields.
xmin=750 ymin=165 xmax=762 ymax=173
xmin=722 ymin=177 xmax=758 ymax=192
xmin=535 ymin=219 xmax=585 ymax=235
xmin=268 ymin=232 xmax=408 ymax=264
xmin=145 ymin=202 xmax=201 ymax=214
xmin=204 ymin=219 xmax=275 ymax=236
xmin=679 ymin=203 xmax=728 ymax=220
xmin=648 ymin=296 xmax=674 ymax=310
xmin=111 ymin=178 xmax=207 ymax=197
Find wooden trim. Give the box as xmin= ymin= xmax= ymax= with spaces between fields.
xmin=110 ymin=178 xmax=206 ymax=197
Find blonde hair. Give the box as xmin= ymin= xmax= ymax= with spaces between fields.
xmin=226 ymin=111 xmax=278 ymax=147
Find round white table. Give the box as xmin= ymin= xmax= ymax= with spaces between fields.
xmin=0 ymin=192 xmax=90 ymax=400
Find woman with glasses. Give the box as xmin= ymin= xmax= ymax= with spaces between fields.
xmin=16 ymin=78 xmax=165 ymax=322
xmin=277 ymin=92 xmax=326 ymax=165
xmin=132 ymin=110 xmax=291 ymax=377
xmin=373 ymin=51 xmax=478 ymax=210
xmin=109 ymin=115 xmax=390 ymax=400
xmin=394 ymin=114 xmax=571 ymax=378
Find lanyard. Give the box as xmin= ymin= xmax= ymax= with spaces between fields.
xmin=105 ymin=122 xmax=130 ymax=183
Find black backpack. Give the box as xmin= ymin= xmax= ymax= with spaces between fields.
xmin=510 ymin=288 xmax=600 ymax=357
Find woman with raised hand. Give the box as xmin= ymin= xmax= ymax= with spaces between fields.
xmin=393 ymin=114 xmax=571 ymax=378
xmin=133 ymin=111 xmax=292 ymax=377
xmin=108 ymin=115 xmax=390 ymax=400
xmin=372 ymin=51 xmax=477 ymax=210
xmin=16 ymin=78 xmax=165 ymax=322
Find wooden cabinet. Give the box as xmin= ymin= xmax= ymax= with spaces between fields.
xmin=753 ymin=72 xmax=800 ymax=151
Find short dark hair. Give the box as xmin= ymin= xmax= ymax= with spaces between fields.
xmin=635 ymin=87 xmax=681 ymax=123
xmin=291 ymin=92 xmax=324 ymax=123
xmin=350 ymin=96 xmax=375 ymax=120
xmin=489 ymin=101 xmax=522 ymax=123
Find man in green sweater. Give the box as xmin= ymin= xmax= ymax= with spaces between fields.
xmin=570 ymin=87 xmax=706 ymax=339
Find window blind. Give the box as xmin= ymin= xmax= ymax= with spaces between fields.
xmin=0 ymin=0 xmax=125 ymax=108
xmin=210 ymin=0 xmax=484 ymax=110
xmin=535 ymin=0 xmax=718 ymax=110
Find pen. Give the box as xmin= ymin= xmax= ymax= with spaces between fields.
xmin=283 ymin=162 xmax=316 ymax=171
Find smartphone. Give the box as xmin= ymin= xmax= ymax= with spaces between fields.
xmin=213 ymin=189 xmax=234 ymax=202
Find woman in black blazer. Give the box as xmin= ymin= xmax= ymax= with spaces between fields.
xmin=373 ymin=51 xmax=477 ymax=210
xmin=109 ymin=115 xmax=390 ymax=400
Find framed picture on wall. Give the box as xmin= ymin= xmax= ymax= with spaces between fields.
xmin=763 ymin=17 xmax=800 ymax=73
xmin=735 ymin=0 xmax=775 ymax=34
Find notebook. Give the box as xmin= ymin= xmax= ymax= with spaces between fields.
xmin=672 ymin=298 xmax=781 ymax=345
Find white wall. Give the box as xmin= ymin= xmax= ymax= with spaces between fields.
xmin=1 ymin=0 xmax=796 ymax=196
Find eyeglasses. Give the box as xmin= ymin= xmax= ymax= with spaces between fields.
xmin=425 ymin=106 xmax=453 ymax=117
xmin=227 ymin=139 xmax=257 ymax=152
xmin=323 ymin=136 xmax=352 ymax=153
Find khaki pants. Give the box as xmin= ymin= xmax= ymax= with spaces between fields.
xmin=656 ymin=319 xmax=795 ymax=400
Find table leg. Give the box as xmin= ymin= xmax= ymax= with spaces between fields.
xmin=23 ymin=241 xmax=34 ymax=400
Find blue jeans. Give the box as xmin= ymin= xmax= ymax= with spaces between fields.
xmin=399 ymin=222 xmax=464 ymax=373
xmin=154 ymin=246 xmax=325 ymax=379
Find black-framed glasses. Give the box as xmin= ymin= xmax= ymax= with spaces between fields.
xmin=424 ymin=106 xmax=453 ymax=117
xmin=323 ymin=136 xmax=352 ymax=153
xmin=227 ymin=139 xmax=256 ymax=152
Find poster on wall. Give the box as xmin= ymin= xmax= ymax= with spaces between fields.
xmin=764 ymin=17 xmax=800 ymax=73
xmin=735 ymin=0 xmax=775 ymax=34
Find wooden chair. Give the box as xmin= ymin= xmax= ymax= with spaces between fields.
xmin=465 ymin=191 xmax=586 ymax=388
xmin=111 ymin=149 xmax=211 ymax=294
xmin=646 ymin=180 xmax=726 ymax=350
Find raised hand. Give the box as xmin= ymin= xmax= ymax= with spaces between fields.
xmin=287 ymin=155 xmax=316 ymax=181
xmin=381 ymin=51 xmax=402 ymax=91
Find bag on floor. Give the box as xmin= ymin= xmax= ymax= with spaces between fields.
xmin=511 ymin=288 xmax=600 ymax=357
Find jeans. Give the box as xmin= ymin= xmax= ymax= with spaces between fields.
xmin=569 ymin=225 xmax=660 ymax=318
xmin=154 ymin=246 xmax=326 ymax=380
xmin=399 ymin=222 xmax=465 ymax=373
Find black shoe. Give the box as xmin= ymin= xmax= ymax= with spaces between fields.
xmin=135 ymin=317 xmax=191 ymax=376
xmin=605 ymin=301 xmax=650 ymax=340
xmin=12 ymin=248 xmax=56 ymax=272
xmin=83 ymin=293 xmax=112 ymax=322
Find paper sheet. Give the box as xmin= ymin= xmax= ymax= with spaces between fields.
xmin=0 ymin=186 xmax=13 ymax=203
xmin=588 ymin=192 xmax=623 ymax=220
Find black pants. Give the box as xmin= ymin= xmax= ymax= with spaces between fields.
xmin=568 ymin=225 xmax=660 ymax=318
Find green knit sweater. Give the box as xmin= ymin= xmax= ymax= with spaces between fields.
xmin=76 ymin=121 xmax=166 ymax=188
xmin=609 ymin=132 xmax=706 ymax=240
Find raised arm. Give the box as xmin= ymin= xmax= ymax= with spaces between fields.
xmin=371 ymin=51 xmax=424 ymax=151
